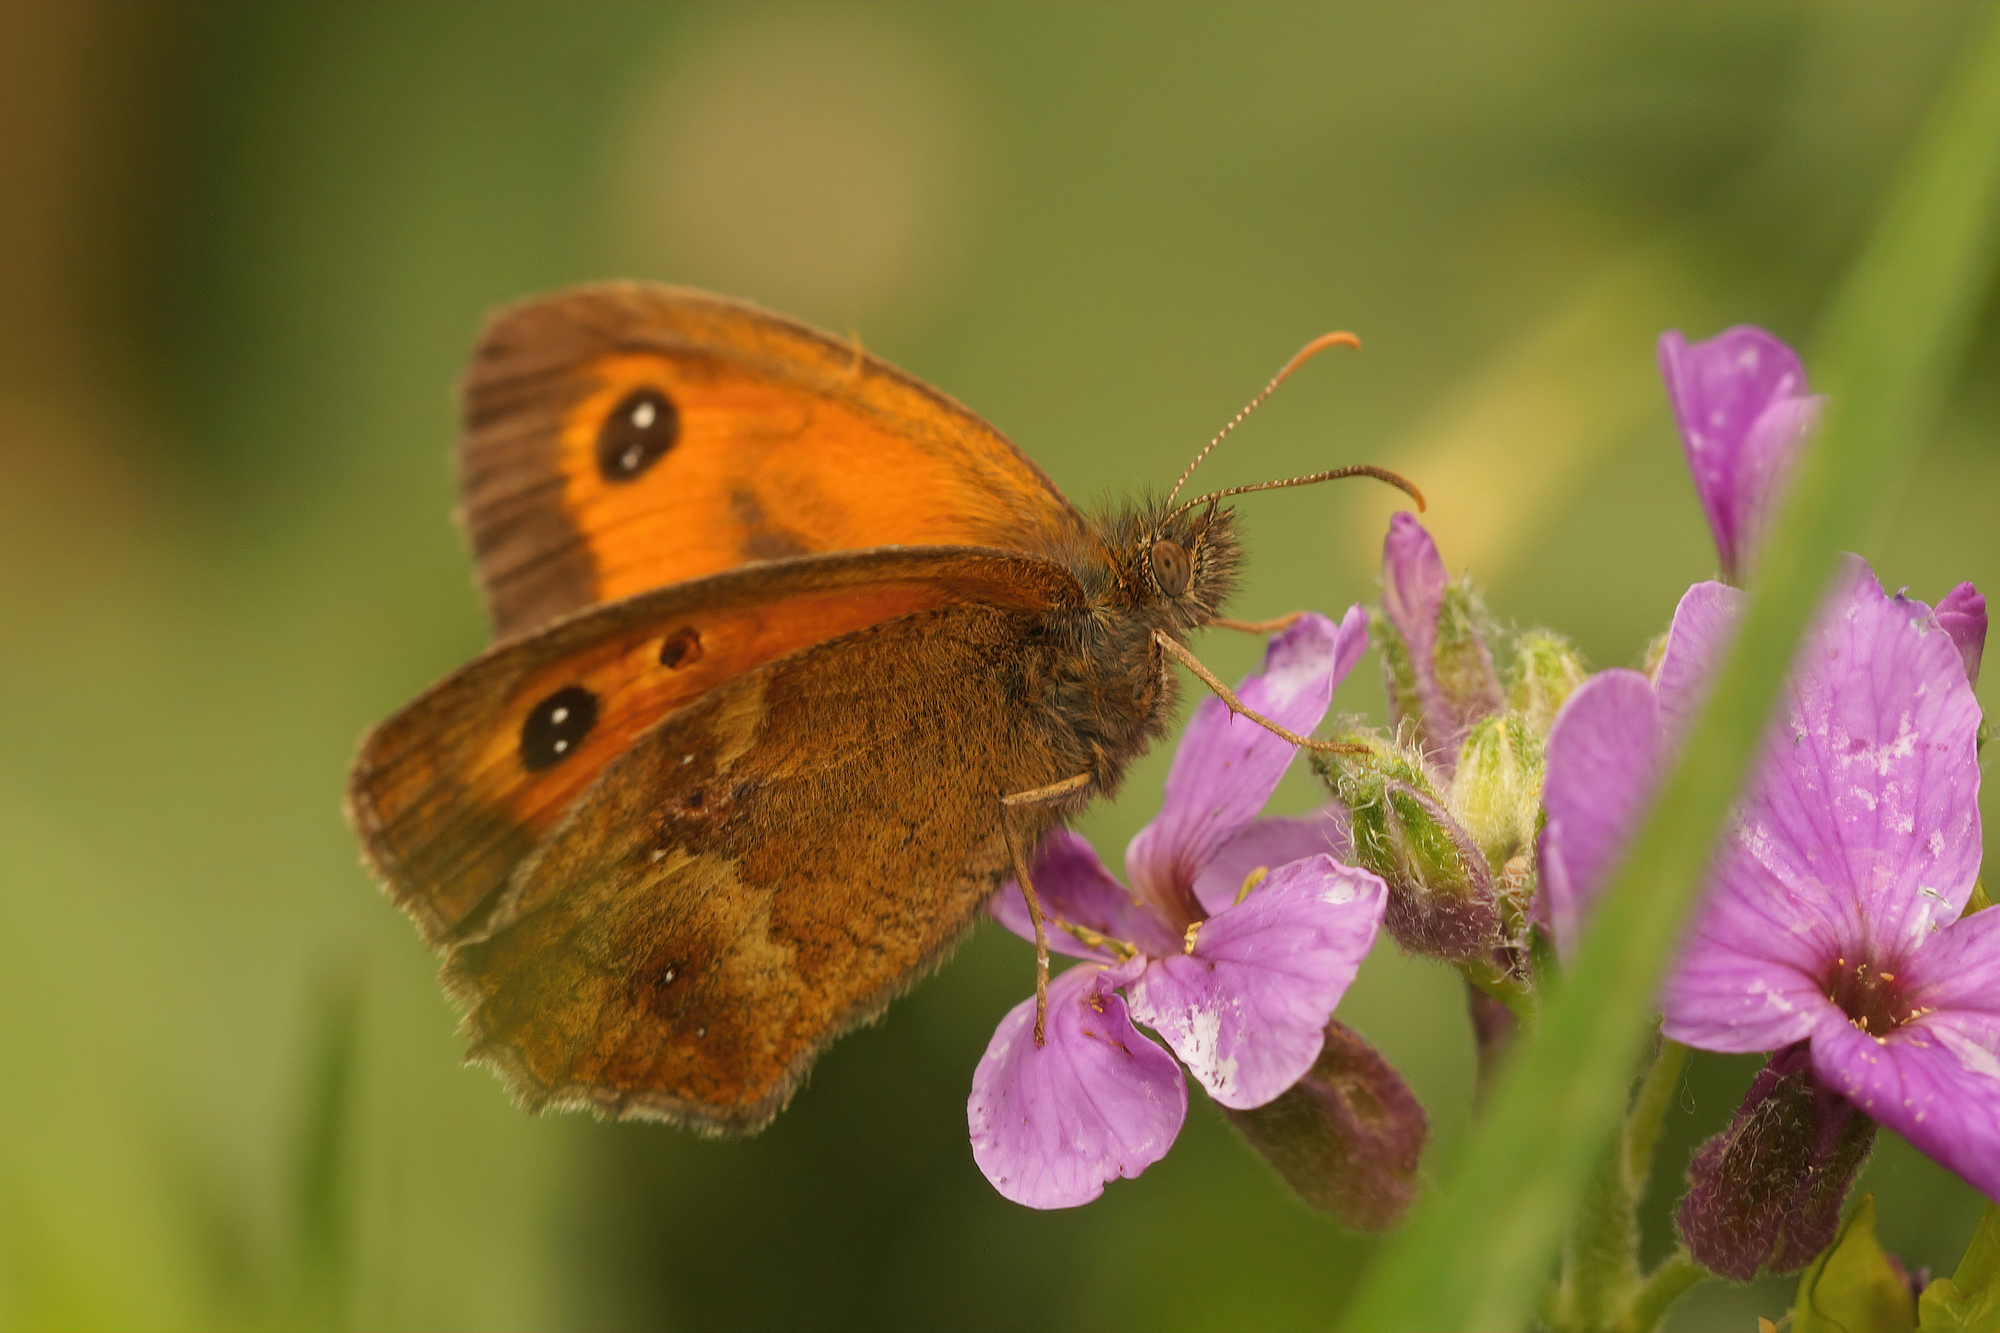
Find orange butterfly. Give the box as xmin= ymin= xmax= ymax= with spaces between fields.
xmin=346 ymin=285 xmax=1414 ymax=1132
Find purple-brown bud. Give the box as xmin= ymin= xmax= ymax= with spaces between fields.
xmin=1676 ymin=1043 xmax=1876 ymax=1281
xmin=1222 ymin=1020 xmax=1428 ymax=1232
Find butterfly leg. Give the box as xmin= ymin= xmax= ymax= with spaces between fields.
xmin=1154 ymin=630 xmax=1370 ymax=755
xmin=1212 ymin=611 xmax=1305 ymax=634
xmin=999 ymin=772 xmax=1092 ymax=1045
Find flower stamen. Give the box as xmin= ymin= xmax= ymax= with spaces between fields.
xmin=1183 ymin=921 xmax=1203 ymax=955
xmin=1060 ymin=922 xmax=1139 ymax=961
xmin=1823 ymin=953 xmax=1915 ymax=1037
xmin=1234 ymin=865 xmax=1271 ymax=906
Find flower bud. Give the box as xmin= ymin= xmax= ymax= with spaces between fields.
xmin=1447 ymin=713 xmax=1544 ymax=873
xmin=1506 ymin=631 xmax=1589 ymax=736
xmin=1378 ymin=514 xmax=1504 ymax=774
xmin=1676 ymin=1043 xmax=1876 ymax=1281
xmin=1315 ymin=734 xmax=1499 ymax=960
xmin=1222 ymin=1020 xmax=1428 ymax=1232
xmin=1936 ymin=582 xmax=1986 ymax=689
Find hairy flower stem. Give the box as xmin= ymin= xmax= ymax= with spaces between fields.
xmin=1548 ymin=1037 xmax=1701 ymax=1332
xmin=1629 ymin=1252 xmax=1708 ymax=1332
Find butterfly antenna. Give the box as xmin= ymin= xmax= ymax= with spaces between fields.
xmin=1163 ymin=330 xmax=1362 ymax=509
xmin=1170 ymin=464 xmax=1425 ymax=524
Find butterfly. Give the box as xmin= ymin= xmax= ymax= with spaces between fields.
xmin=345 ymin=284 xmax=1416 ymax=1133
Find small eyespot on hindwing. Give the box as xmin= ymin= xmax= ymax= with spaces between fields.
xmin=660 ymin=627 xmax=704 ymax=669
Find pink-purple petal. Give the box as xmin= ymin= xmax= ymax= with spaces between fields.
xmin=1935 ymin=582 xmax=1986 ymax=688
xmin=1659 ymin=890 xmax=1835 ymax=1054
xmin=1810 ymin=1006 xmax=2000 ymax=1204
xmin=991 ymin=829 xmax=1180 ymax=960
xmin=1191 ymin=806 xmax=1351 ymax=919
xmin=1655 ymin=581 xmax=1743 ymax=742
xmin=1382 ymin=512 xmax=1449 ymax=672
xmin=1727 ymin=394 xmax=1820 ymax=582
xmin=968 ymin=961 xmax=1188 ymax=1209
xmin=1743 ymin=560 xmax=1982 ymax=943
xmin=1124 ymin=856 xmax=1386 ymax=1110
xmin=1536 ymin=817 xmax=1583 ymax=961
xmin=1127 ymin=608 xmax=1363 ymax=922
xmin=1895 ymin=905 xmax=2000 ymax=1024
xmin=1659 ymin=326 xmax=1814 ymax=581
xmin=1536 ymin=669 xmax=1667 ymax=937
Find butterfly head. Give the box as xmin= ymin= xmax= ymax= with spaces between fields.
xmin=1089 ymin=497 xmax=1241 ymax=635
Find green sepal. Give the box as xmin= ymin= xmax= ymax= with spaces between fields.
xmin=1794 ymin=1195 xmax=1917 ymax=1333
xmin=1918 ymin=1205 xmax=2000 ymax=1333
xmin=1371 ymin=606 xmax=1425 ymax=734
xmin=1507 ymin=630 xmax=1590 ymax=736
xmin=1314 ymin=730 xmax=1499 ymax=960
xmin=1449 ymin=713 xmax=1545 ymax=873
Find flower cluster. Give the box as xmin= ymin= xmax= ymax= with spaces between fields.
xmin=959 ymin=319 xmax=1993 ymax=1326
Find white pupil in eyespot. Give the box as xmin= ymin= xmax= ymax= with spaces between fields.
xmin=554 ymin=739 xmax=568 ymax=753
xmin=551 ymin=706 xmax=569 ymax=724
xmin=621 ymin=444 xmax=643 ymax=470
xmin=631 ymin=400 xmax=656 ymax=429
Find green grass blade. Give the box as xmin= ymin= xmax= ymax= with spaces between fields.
xmin=1338 ymin=14 xmax=2000 ymax=1331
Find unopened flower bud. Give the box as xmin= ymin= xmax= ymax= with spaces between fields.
xmin=1222 ymin=1020 xmax=1427 ymax=1232
xmin=1378 ymin=514 xmax=1504 ymax=774
xmin=1315 ymin=734 xmax=1499 ymax=960
xmin=1448 ymin=714 xmax=1544 ymax=873
xmin=1507 ymin=631 xmax=1589 ymax=736
xmin=1676 ymin=1043 xmax=1876 ymax=1281
xmin=1935 ymin=582 xmax=1986 ymax=689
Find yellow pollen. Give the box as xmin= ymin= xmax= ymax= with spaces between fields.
xmin=1234 ymin=865 xmax=1271 ymax=906
xmin=1183 ymin=921 xmax=1202 ymax=955
xmin=1878 ymin=971 xmax=1896 ymax=981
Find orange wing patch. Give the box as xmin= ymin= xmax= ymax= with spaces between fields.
xmin=554 ymin=350 xmax=1068 ymax=609
xmin=346 ymin=547 xmax=1084 ymax=950
xmin=459 ymin=286 xmax=1089 ymax=640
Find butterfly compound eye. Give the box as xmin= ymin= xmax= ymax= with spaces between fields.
xmin=597 ymin=387 xmax=680 ymax=482
xmin=520 ymin=684 xmax=598 ymax=771
xmin=1149 ymin=539 xmax=1192 ymax=598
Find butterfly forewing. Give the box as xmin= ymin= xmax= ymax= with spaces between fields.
xmin=459 ymin=285 xmax=1090 ymax=640
xmin=346 ymin=547 xmax=1085 ymax=949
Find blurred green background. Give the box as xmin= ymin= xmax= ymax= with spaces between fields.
xmin=0 ymin=4 xmax=1994 ymax=1330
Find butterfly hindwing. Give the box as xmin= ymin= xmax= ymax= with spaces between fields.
xmin=458 ymin=284 xmax=1091 ymax=640
xmin=346 ymin=547 xmax=1085 ymax=949
xmin=443 ymin=593 xmax=1093 ymax=1131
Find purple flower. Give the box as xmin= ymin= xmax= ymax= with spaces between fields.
xmin=1536 ymin=559 xmax=1997 ymax=1204
xmin=1659 ymin=326 xmax=1824 ymax=584
xmin=968 ymin=610 xmax=1392 ymax=1208
xmin=1660 ymin=561 xmax=1992 ymax=1201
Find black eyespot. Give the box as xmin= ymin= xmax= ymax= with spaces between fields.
xmin=596 ymin=387 xmax=679 ymax=482
xmin=1150 ymin=539 xmax=1192 ymax=598
xmin=520 ymin=685 xmax=598 ymax=772
xmin=660 ymin=626 xmax=703 ymax=669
